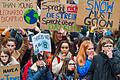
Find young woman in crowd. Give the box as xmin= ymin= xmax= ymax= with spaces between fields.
xmin=52 ymin=28 xmax=68 ymax=49
xmin=77 ymin=39 xmax=96 ymax=80
xmin=0 ymin=47 xmax=19 ymax=66
xmin=86 ymin=36 xmax=120 ymax=80
xmin=52 ymin=40 xmax=79 ymax=80
xmin=21 ymin=28 xmax=53 ymax=80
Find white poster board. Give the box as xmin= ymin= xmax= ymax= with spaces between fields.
xmin=32 ymin=33 xmax=51 ymax=54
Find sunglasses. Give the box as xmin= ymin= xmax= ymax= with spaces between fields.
xmin=61 ymin=46 xmax=69 ymax=49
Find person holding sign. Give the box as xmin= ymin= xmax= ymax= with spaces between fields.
xmin=27 ymin=52 xmax=53 ymax=80
xmin=0 ymin=27 xmax=28 ymax=62
xmin=0 ymin=47 xmax=19 ymax=66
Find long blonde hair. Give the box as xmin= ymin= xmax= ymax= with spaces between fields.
xmin=77 ymin=41 xmax=93 ymax=66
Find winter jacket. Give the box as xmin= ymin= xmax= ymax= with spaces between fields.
xmin=86 ymin=52 xmax=120 ymax=80
xmin=52 ymin=52 xmax=74 ymax=74
xmin=112 ymin=48 xmax=120 ymax=59
xmin=77 ymin=59 xmax=92 ymax=80
xmin=52 ymin=52 xmax=78 ymax=80
xmin=22 ymin=60 xmax=32 ymax=80
xmin=27 ymin=63 xmax=53 ymax=80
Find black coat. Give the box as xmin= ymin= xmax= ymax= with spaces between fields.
xmin=86 ymin=52 xmax=120 ymax=80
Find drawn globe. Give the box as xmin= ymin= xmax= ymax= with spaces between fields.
xmin=24 ymin=9 xmax=39 ymax=24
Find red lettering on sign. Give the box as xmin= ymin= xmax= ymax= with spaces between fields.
xmin=67 ymin=5 xmax=78 ymax=13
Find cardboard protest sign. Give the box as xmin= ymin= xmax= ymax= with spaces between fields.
xmin=0 ymin=64 xmax=20 ymax=80
xmin=0 ymin=0 xmax=37 ymax=28
xmin=46 ymin=0 xmax=66 ymax=3
xmin=40 ymin=1 xmax=80 ymax=32
xmin=46 ymin=0 xmax=78 ymax=4
xmin=32 ymin=33 xmax=51 ymax=54
xmin=76 ymin=0 xmax=120 ymax=31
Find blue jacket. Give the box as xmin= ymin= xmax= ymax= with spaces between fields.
xmin=77 ymin=59 xmax=92 ymax=80
xmin=27 ymin=67 xmax=53 ymax=80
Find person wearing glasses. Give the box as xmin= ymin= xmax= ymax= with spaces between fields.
xmin=52 ymin=40 xmax=79 ymax=80
xmin=0 ymin=47 xmax=19 ymax=66
xmin=86 ymin=36 xmax=120 ymax=80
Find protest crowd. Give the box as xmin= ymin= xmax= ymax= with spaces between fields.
xmin=0 ymin=0 xmax=120 ymax=80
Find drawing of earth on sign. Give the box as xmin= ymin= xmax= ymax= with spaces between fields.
xmin=24 ymin=9 xmax=39 ymax=24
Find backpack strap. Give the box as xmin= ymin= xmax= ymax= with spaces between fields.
xmin=56 ymin=56 xmax=61 ymax=63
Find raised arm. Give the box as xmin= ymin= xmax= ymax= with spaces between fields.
xmin=17 ymin=27 xmax=28 ymax=61
xmin=0 ymin=27 xmax=10 ymax=48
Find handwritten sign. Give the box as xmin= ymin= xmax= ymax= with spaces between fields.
xmin=76 ymin=0 xmax=120 ymax=31
xmin=40 ymin=1 xmax=80 ymax=32
xmin=0 ymin=64 xmax=20 ymax=80
xmin=45 ymin=0 xmax=67 ymax=3
xmin=32 ymin=33 xmax=51 ymax=54
xmin=0 ymin=0 xmax=37 ymax=28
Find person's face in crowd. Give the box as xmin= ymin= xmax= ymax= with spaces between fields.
xmin=6 ymin=41 xmax=16 ymax=54
xmin=102 ymin=43 xmax=113 ymax=54
xmin=56 ymin=32 xmax=63 ymax=41
xmin=60 ymin=43 xmax=69 ymax=54
xmin=86 ymin=42 xmax=94 ymax=56
xmin=68 ymin=60 xmax=75 ymax=71
xmin=0 ymin=52 xmax=9 ymax=64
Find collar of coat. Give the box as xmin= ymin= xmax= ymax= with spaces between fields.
xmin=99 ymin=52 xmax=109 ymax=60
xmin=30 ymin=63 xmax=38 ymax=72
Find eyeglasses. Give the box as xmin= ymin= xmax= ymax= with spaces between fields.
xmin=61 ymin=46 xmax=69 ymax=49
xmin=103 ymin=45 xmax=113 ymax=47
